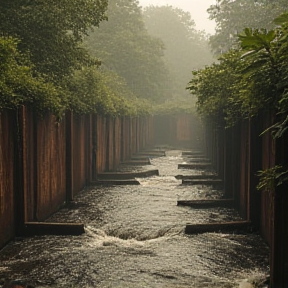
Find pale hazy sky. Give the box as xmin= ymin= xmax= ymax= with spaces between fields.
xmin=138 ymin=0 xmax=216 ymax=34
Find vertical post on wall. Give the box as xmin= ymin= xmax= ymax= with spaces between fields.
xmin=66 ymin=111 xmax=74 ymax=202
xmin=270 ymin=134 xmax=288 ymax=287
xmin=86 ymin=114 xmax=93 ymax=184
xmin=129 ymin=117 xmax=132 ymax=158
xmin=246 ymin=118 xmax=251 ymax=222
xmin=120 ymin=117 xmax=124 ymax=162
xmin=248 ymin=114 xmax=262 ymax=229
xmin=14 ymin=106 xmax=25 ymax=235
xmin=218 ymin=125 xmax=225 ymax=180
xmin=223 ymin=127 xmax=233 ymax=198
xmin=92 ymin=114 xmax=97 ymax=181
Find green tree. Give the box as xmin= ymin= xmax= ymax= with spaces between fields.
xmin=188 ymin=11 xmax=288 ymax=191
xmin=238 ymin=13 xmax=288 ymax=137
xmin=187 ymin=50 xmax=244 ymax=126
xmin=188 ymin=11 xmax=288 ymax=129
xmin=0 ymin=0 xmax=108 ymax=80
xmin=65 ymin=66 xmax=150 ymax=116
xmin=0 ymin=36 xmax=65 ymax=115
xmin=208 ymin=0 xmax=288 ymax=54
xmin=85 ymin=0 xmax=173 ymax=103
xmin=143 ymin=5 xmax=214 ymax=99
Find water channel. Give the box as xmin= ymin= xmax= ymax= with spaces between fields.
xmin=0 ymin=150 xmax=269 ymax=288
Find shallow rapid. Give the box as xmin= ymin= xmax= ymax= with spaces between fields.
xmin=0 ymin=150 xmax=269 ymax=288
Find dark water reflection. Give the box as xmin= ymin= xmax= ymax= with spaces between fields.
xmin=0 ymin=150 xmax=269 ymax=287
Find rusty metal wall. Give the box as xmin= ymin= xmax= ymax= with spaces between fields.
xmin=0 ymin=110 xmax=198 ymax=248
xmin=107 ymin=117 xmax=114 ymax=171
xmin=154 ymin=115 xmax=191 ymax=147
xmin=114 ymin=117 xmax=122 ymax=167
xmin=0 ymin=110 xmax=158 ymax=249
xmin=0 ymin=110 xmax=16 ymax=247
xmin=146 ymin=116 xmax=152 ymax=147
xmin=154 ymin=115 xmax=170 ymax=146
xmin=19 ymin=106 xmax=67 ymax=222
xmin=260 ymin=114 xmax=275 ymax=247
xmin=184 ymin=113 xmax=288 ymax=288
xmin=238 ymin=121 xmax=249 ymax=219
xmin=96 ymin=115 xmax=114 ymax=173
xmin=35 ymin=111 xmax=66 ymax=221
xmin=204 ymin=120 xmax=214 ymax=161
xmin=176 ymin=115 xmax=191 ymax=143
xmin=271 ymin=130 xmax=288 ymax=286
xmin=85 ymin=115 xmax=93 ymax=184
xmin=21 ymin=106 xmax=36 ymax=222
xmin=248 ymin=116 xmax=263 ymax=230
xmin=260 ymin=112 xmax=288 ymax=287
xmin=139 ymin=118 xmax=145 ymax=150
xmin=148 ymin=116 xmax=154 ymax=147
xmin=71 ymin=114 xmax=93 ymax=196
xmin=220 ymin=114 xmax=287 ymax=288
xmin=142 ymin=117 xmax=148 ymax=149
xmin=72 ymin=115 xmax=85 ymax=195
xmin=96 ymin=115 xmax=109 ymax=173
xmin=121 ymin=117 xmax=131 ymax=161
xmin=225 ymin=117 xmax=274 ymax=239
xmin=121 ymin=117 xmax=127 ymax=161
xmin=152 ymin=114 xmax=203 ymax=149
xmin=131 ymin=118 xmax=137 ymax=155
xmin=271 ymin=163 xmax=288 ymax=287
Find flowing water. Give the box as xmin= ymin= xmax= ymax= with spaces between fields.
xmin=0 ymin=150 xmax=269 ymax=288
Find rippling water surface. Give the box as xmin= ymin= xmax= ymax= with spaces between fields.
xmin=0 ymin=150 xmax=269 ymax=288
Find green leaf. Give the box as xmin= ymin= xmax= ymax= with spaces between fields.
xmin=274 ymin=12 xmax=288 ymax=26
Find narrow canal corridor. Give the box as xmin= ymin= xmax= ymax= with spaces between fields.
xmin=0 ymin=150 xmax=269 ymax=288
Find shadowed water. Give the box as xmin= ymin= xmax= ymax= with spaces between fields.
xmin=0 ymin=150 xmax=269 ymax=288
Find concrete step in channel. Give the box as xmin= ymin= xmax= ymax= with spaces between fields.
xmin=134 ymin=150 xmax=166 ymax=157
xmin=177 ymin=198 xmax=234 ymax=208
xmin=175 ymin=174 xmax=219 ymax=180
xmin=182 ymin=151 xmax=204 ymax=156
xmin=120 ymin=159 xmax=151 ymax=166
xmin=178 ymin=163 xmax=212 ymax=169
xmin=94 ymin=169 xmax=160 ymax=185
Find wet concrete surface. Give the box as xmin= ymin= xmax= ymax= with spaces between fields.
xmin=0 ymin=150 xmax=269 ymax=288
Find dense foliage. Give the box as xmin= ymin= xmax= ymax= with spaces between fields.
xmin=0 ymin=0 xmax=204 ymax=117
xmin=188 ymin=12 xmax=288 ymax=129
xmin=0 ymin=0 xmax=108 ymax=80
xmin=208 ymin=0 xmax=288 ymax=55
xmin=0 ymin=0 xmax=111 ymax=116
xmin=0 ymin=0 xmax=155 ymax=116
xmin=65 ymin=67 xmax=151 ymax=116
xmin=0 ymin=37 xmax=66 ymax=116
xmin=188 ymin=11 xmax=288 ymax=188
xmin=143 ymin=5 xmax=214 ymax=99
xmin=85 ymin=0 xmax=174 ymax=103
xmin=152 ymin=98 xmax=197 ymax=116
